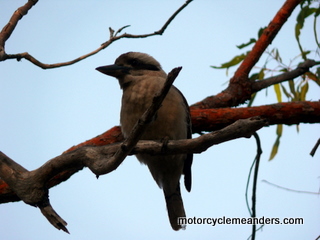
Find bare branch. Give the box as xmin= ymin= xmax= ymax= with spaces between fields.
xmin=0 ymin=0 xmax=38 ymax=59
xmin=39 ymin=203 xmax=69 ymax=233
xmin=252 ymin=59 xmax=320 ymax=92
xmin=262 ymin=180 xmax=320 ymax=195
xmin=0 ymin=151 xmax=69 ymax=233
xmin=310 ymin=138 xmax=320 ymax=157
xmin=0 ymin=0 xmax=193 ymax=68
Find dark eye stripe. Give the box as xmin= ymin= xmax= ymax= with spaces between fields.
xmin=129 ymin=58 xmax=160 ymax=71
xmin=143 ymin=63 xmax=160 ymax=71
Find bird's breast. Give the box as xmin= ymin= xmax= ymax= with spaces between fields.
xmin=120 ymin=79 xmax=187 ymax=141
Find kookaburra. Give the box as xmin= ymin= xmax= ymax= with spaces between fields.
xmin=96 ymin=52 xmax=193 ymax=230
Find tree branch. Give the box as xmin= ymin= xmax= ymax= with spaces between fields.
xmin=2 ymin=100 xmax=316 ymax=205
xmin=0 ymin=0 xmax=38 ymax=59
xmin=252 ymin=59 xmax=320 ymax=92
xmin=0 ymin=117 xmax=267 ymax=205
xmin=232 ymin=0 xmax=302 ymax=80
xmin=191 ymin=101 xmax=320 ymax=133
xmin=0 ymin=0 xmax=193 ymax=68
xmin=192 ymin=0 xmax=302 ymax=109
xmin=61 ymin=101 xmax=320 ymax=154
xmin=250 ymin=133 xmax=262 ymax=240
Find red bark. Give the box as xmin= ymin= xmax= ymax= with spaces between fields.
xmin=1 ymin=101 xmax=319 ymax=204
xmin=63 ymin=126 xmax=124 ymax=154
xmin=191 ymin=101 xmax=320 ymax=133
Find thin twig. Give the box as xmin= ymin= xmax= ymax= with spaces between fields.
xmin=262 ymin=180 xmax=320 ymax=195
xmin=310 ymin=138 xmax=320 ymax=157
xmin=245 ymin=158 xmax=256 ymax=216
xmin=1 ymin=1 xmax=193 ymax=68
xmin=250 ymin=132 xmax=262 ymax=240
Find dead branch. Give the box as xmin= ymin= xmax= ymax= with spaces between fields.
xmin=0 ymin=0 xmax=193 ymax=68
xmin=310 ymin=138 xmax=320 ymax=157
xmin=0 ymin=0 xmax=38 ymax=59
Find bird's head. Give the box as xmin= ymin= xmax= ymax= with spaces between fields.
xmin=96 ymin=52 xmax=166 ymax=88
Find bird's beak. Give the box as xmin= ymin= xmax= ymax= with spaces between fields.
xmin=96 ymin=64 xmax=131 ymax=78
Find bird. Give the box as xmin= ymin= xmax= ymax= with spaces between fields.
xmin=96 ymin=52 xmax=193 ymax=230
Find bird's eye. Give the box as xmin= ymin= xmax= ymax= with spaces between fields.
xmin=130 ymin=59 xmax=140 ymax=67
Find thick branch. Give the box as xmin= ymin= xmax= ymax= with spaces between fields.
xmin=60 ymin=101 xmax=320 ymax=152
xmin=0 ymin=0 xmax=193 ymax=68
xmin=0 ymin=117 xmax=267 ymax=205
xmin=191 ymin=101 xmax=320 ymax=133
xmin=1 ymin=100 xmax=317 ymax=205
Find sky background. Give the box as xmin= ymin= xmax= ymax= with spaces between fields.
xmin=1 ymin=0 xmax=320 ymax=239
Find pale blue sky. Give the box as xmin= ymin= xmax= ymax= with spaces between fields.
xmin=1 ymin=1 xmax=319 ymax=239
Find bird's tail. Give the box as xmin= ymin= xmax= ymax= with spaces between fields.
xmin=164 ymin=184 xmax=186 ymax=230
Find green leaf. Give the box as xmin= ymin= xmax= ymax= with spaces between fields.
xmin=249 ymin=73 xmax=259 ymax=80
xmin=211 ymin=53 xmax=248 ymax=74
xmin=236 ymin=38 xmax=256 ymax=49
xmin=295 ymin=6 xmax=317 ymax=60
xmin=211 ymin=53 xmax=247 ymax=69
xmin=258 ymin=27 xmax=267 ymax=38
xmin=306 ymin=71 xmax=320 ymax=86
xmin=274 ymin=48 xmax=282 ymax=63
xmin=274 ymin=83 xmax=282 ymax=102
xmin=288 ymin=80 xmax=297 ymax=101
xmin=296 ymin=6 xmax=316 ymax=35
xmin=249 ymin=68 xmax=265 ymax=81
xmin=280 ymin=83 xmax=291 ymax=99
xmin=269 ymin=136 xmax=280 ymax=161
xmin=300 ymin=82 xmax=309 ymax=101
xmin=276 ymin=124 xmax=283 ymax=136
xmin=269 ymin=124 xmax=283 ymax=161
xmin=258 ymin=69 xmax=265 ymax=80
xmin=247 ymin=92 xmax=257 ymax=107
